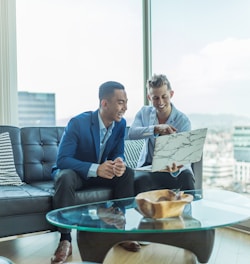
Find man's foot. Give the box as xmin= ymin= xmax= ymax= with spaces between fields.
xmin=119 ymin=241 xmax=141 ymax=252
xmin=138 ymin=241 xmax=151 ymax=246
xmin=51 ymin=240 xmax=72 ymax=264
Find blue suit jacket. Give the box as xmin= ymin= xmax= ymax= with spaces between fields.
xmin=56 ymin=110 xmax=126 ymax=180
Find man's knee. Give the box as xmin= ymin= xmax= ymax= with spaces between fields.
xmin=179 ymin=170 xmax=195 ymax=189
xmin=122 ymin=167 xmax=135 ymax=183
xmin=179 ymin=170 xmax=193 ymax=179
xmin=55 ymin=169 xmax=77 ymax=185
xmin=134 ymin=171 xmax=152 ymax=194
xmin=125 ymin=166 xmax=134 ymax=176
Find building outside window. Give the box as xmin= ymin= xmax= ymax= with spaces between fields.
xmin=18 ymin=91 xmax=55 ymax=127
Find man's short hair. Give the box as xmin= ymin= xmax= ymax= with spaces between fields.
xmin=99 ymin=81 xmax=125 ymax=101
xmin=147 ymin=74 xmax=172 ymax=90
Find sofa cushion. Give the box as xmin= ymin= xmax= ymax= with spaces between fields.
xmin=30 ymin=180 xmax=55 ymax=195
xmin=0 ymin=184 xmax=52 ymax=216
xmin=0 ymin=132 xmax=23 ymax=186
xmin=30 ymin=181 xmax=113 ymax=205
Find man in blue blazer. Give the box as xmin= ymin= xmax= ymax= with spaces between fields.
xmin=51 ymin=81 xmax=134 ymax=264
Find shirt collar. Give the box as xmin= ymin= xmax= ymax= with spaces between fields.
xmin=98 ymin=111 xmax=115 ymax=131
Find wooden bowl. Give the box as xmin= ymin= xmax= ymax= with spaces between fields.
xmin=135 ymin=189 xmax=193 ymax=219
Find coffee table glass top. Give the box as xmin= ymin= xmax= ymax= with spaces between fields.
xmin=46 ymin=189 xmax=250 ymax=233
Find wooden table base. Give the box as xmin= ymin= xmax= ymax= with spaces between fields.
xmin=77 ymin=229 xmax=215 ymax=263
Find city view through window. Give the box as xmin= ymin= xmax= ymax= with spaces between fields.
xmin=16 ymin=1 xmax=250 ymax=197
xmin=151 ymin=0 xmax=250 ymax=198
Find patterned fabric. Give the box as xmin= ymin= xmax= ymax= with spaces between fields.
xmin=0 ymin=132 xmax=23 ymax=186
xmin=124 ymin=139 xmax=144 ymax=168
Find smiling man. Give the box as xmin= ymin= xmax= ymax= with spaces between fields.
xmin=128 ymin=74 xmax=195 ymax=194
xmin=51 ymin=81 xmax=134 ymax=264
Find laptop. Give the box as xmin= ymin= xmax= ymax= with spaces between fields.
xmin=135 ymin=128 xmax=208 ymax=172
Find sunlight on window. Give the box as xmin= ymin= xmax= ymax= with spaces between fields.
xmin=16 ymin=0 xmax=143 ymax=126
xmin=151 ymin=0 xmax=250 ymax=198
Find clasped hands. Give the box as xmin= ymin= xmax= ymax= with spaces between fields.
xmin=97 ymin=157 xmax=125 ymax=179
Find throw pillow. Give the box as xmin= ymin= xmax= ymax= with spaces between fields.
xmin=124 ymin=139 xmax=144 ymax=168
xmin=0 ymin=132 xmax=23 ymax=186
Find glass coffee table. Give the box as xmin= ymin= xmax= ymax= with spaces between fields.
xmin=46 ymin=190 xmax=250 ymax=263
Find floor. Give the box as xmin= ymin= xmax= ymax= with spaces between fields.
xmin=0 ymin=227 xmax=249 ymax=264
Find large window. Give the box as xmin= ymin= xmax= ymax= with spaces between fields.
xmin=16 ymin=0 xmax=143 ymax=126
xmin=16 ymin=1 xmax=250 ymax=196
xmin=151 ymin=0 xmax=250 ymax=119
xmin=151 ymin=0 xmax=250 ymax=198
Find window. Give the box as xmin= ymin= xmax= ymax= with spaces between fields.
xmin=151 ymin=1 xmax=250 ymax=199
xmin=150 ymin=1 xmax=250 ymax=231
xmin=16 ymin=0 xmax=143 ymax=126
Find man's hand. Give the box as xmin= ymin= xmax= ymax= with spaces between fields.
xmin=97 ymin=160 xmax=116 ymax=179
xmin=97 ymin=157 xmax=126 ymax=179
xmin=160 ymin=163 xmax=183 ymax=173
xmin=113 ymin=157 xmax=126 ymax=177
xmin=154 ymin=124 xmax=177 ymax=135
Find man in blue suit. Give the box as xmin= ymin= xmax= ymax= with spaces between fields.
xmin=51 ymin=81 xmax=134 ymax=264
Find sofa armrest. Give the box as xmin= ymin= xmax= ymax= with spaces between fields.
xmin=192 ymin=156 xmax=203 ymax=190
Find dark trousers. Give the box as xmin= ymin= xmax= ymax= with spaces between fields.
xmin=53 ymin=167 xmax=134 ymax=234
xmin=134 ymin=169 xmax=195 ymax=195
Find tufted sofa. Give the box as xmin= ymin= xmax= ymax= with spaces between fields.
xmin=0 ymin=125 xmax=202 ymax=238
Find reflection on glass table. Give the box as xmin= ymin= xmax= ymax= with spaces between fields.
xmin=46 ymin=189 xmax=250 ymax=263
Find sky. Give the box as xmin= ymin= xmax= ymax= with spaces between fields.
xmin=16 ymin=0 xmax=143 ymax=124
xmin=16 ymin=0 xmax=250 ymax=124
xmin=151 ymin=0 xmax=250 ymax=118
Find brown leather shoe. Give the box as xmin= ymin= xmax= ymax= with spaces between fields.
xmin=51 ymin=240 xmax=72 ymax=264
xmin=119 ymin=241 xmax=141 ymax=252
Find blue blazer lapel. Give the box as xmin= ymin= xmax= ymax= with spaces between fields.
xmin=91 ymin=111 xmax=100 ymax=161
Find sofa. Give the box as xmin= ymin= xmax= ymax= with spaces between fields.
xmin=0 ymin=125 xmax=202 ymax=238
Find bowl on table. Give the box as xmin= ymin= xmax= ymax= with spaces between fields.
xmin=135 ymin=189 xmax=193 ymax=219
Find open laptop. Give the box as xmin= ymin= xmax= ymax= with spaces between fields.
xmin=135 ymin=128 xmax=207 ymax=172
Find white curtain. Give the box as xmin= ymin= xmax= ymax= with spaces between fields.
xmin=0 ymin=0 xmax=18 ymax=125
